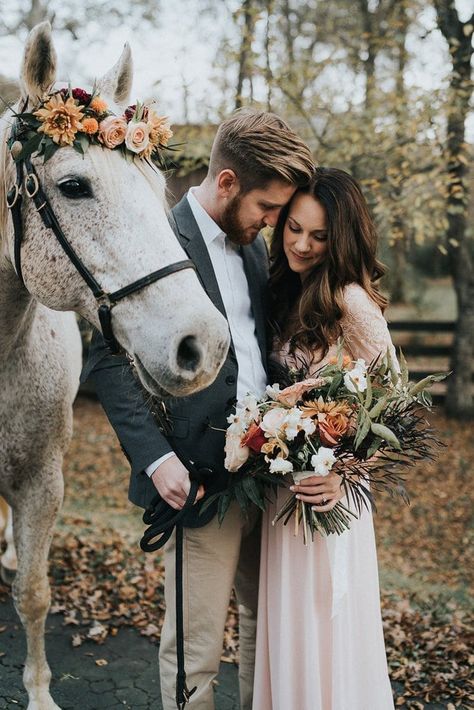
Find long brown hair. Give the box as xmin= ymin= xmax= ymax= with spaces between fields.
xmin=269 ymin=167 xmax=387 ymax=356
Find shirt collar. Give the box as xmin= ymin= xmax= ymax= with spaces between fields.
xmin=187 ymin=187 xmax=225 ymax=246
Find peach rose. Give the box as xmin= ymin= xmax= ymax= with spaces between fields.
xmin=317 ymin=411 xmax=351 ymax=447
xmin=224 ymin=434 xmax=250 ymax=472
xmin=98 ymin=116 xmax=127 ymax=148
xmin=276 ymin=378 xmax=324 ymax=407
xmin=125 ymin=121 xmax=150 ymax=154
xmin=260 ymin=407 xmax=287 ymax=438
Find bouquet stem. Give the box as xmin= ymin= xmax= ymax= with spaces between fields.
xmin=273 ymin=492 xmax=358 ymax=541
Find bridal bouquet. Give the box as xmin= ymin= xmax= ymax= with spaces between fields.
xmin=202 ymin=345 xmax=445 ymax=543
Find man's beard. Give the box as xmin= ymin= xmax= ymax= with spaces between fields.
xmin=220 ymin=195 xmax=262 ymax=246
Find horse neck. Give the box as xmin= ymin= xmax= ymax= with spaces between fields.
xmin=0 ymin=257 xmax=36 ymax=359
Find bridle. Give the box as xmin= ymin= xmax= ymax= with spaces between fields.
xmin=6 ymin=116 xmax=195 ymax=354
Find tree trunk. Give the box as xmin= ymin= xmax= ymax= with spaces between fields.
xmin=389 ymin=0 xmax=410 ymax=303
xmin=235 ymin=0 xmax=256 ymax=110
xmin=434 ymin=1 xmax=474 ymax=418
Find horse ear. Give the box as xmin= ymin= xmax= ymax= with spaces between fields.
xmin=20 ymin=22 xmax=57 ymax=104
xmin=97 ymin=44 xmax=133 ymax=105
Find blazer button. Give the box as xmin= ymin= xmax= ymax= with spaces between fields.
xmin=226 ymin=375 xmax=236 ymax=385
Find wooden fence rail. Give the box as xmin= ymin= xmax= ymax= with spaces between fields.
xmin=389 ymin=320 xmax=457 ymax=403
xmin=79 ymin=321 xmax=460 ymax=405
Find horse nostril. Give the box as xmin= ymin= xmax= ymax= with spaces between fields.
xmin=177 ymin=336 xmax=202 ymax=372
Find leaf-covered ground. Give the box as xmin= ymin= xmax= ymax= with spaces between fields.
xmin=1 ymin=397 xmax=472 ymax=708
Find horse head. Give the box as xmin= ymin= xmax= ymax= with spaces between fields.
xmin=1 ymin=22 xmax=230 ymax=397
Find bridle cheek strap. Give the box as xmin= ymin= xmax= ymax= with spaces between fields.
xmin=7 ymin=155 xmax=196 ymax=354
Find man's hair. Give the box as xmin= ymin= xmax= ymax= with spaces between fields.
xmin=208 ymin=109 xmax=314 ymax=193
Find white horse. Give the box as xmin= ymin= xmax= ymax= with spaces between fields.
xmin=0 ymin=22 xmax=229 ymax=710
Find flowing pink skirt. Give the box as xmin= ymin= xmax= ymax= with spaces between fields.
xmin=252 ymin=488 xmax=394 ymax=710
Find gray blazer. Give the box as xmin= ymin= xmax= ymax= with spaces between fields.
xmin=82 ymin=195 xmax=269 ymax=527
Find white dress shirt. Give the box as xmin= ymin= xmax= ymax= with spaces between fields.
xmin=146 ymin=189 xmax=267 ymax=477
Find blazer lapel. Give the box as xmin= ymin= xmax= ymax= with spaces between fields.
xmin=171 ymin=196 xmax=227 ymax=318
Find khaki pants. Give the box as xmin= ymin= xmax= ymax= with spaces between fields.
xmin=159 ymin=502 xmax=260 ymax=710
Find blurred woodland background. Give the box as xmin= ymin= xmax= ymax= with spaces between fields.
xmin=1 ymin=0 xmax=473 ymax=416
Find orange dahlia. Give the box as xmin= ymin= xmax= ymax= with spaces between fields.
xmin=81 ymin=117 xmax=99 ymax=134
xmin=148 ymin=111 xmax=173 ymax=146
xmin=301 ymin=398 xmax=353 ymax=447
xmin=89 ymin=96 xmax=108 ymax=114
xmin=34 ymin=95 xmax=84 ymax=146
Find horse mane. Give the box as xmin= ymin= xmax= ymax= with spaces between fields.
xmin=0 ymin=102 xmax=18 ymax=247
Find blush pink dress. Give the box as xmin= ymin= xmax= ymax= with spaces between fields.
xmin=252 ymin=284 xmax=396 ymax=710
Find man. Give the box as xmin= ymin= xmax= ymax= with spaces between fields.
xmin=83 ymin=109 xmax=314 ymax=710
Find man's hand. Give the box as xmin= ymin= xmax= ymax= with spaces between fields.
xmin=290 ymin=470 xmax=344 ymax=512
xmin=151 ymin=455 xmax=205 ymax=510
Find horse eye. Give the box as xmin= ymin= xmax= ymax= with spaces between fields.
xmin=57 ymin=178 xmax=92 ymax=199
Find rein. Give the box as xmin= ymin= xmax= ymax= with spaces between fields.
xmin=6 ymin=118 xmax=195 ymax=354
xmin=141 ymin=460 xmax=215 ymax=709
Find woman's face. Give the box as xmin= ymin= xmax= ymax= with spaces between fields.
xmin=283 ymin=193 xmax=328 ymax=278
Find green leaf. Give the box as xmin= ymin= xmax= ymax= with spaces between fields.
xmin=386 ymin=347 xmax=400 ymax=385
xmin=43 ymin=141 xmax=60 ymax=163
xmin=399 ymin=348 xmax=409 ymax=387
xmin=354 ymin=409 xmax=371 ymax=450
xmin=364 ymin=371 xmax=373 ymax=409
xmin=198 ymin=492 xmax=221 ymax=516
xmin=370 ymin=422 xmax=401 ymax=450
xmin=16 ymin=132 xmax=43 ymax=161
xmin=366 ymin=436 xmax=383 ymax=458
xmin=73 ymin=133 xmax=90 ymax=157
xmin=217 ymin=493 xmax=232 ymax=525
xmin=408 ymin=372 xmax=449 ymax=396
xmin=242 ymin=475 xmax=266 ymax=511
xmin=234 ymin=481 xmax=249 ymax=514
xmin=327 ymin=372 xmax=343 ymax=398
xmin=368 ymin=395 xmax=389 ymax=420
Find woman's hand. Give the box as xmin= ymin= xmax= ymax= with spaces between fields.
xmin=290 ymin=470 xmax=344 ymax=512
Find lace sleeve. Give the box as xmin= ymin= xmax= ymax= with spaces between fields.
xmin=340 ymin=284 xmax=396 ymax=365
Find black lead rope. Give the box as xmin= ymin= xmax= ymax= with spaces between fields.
xmin=140 ymin=463 xmax=214 ymax=709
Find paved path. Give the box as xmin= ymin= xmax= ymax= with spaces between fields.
xmin=0 ymin=598 xmax=239 ymax=709
xmin=0 ymin=597 xmax=451 ymax=710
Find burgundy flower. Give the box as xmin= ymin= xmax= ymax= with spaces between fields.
xmin=72 ymin=88 xmax=91 ymax=104
xmin=124 ymin=105 xmax=136 ymax=122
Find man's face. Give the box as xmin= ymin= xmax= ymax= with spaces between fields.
xmin=221 ymin=179 xmax=297 ymax=246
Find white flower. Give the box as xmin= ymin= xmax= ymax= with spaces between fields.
xmin=269 ymin=458 xmax=294 ymax=474
xmin=224 ymin=434 xmax=250 ymax=472
xmin=301 ymin=417 xmax=316 ymax=435
xmin=266 ymin=383 xmax=281 ymax=400
xmin=284 ymin=407 xmax=303 ymax=441
xmin=241 ymin=394 xmax=259 ymax=421
xmin=310 ymin=447 xmax=337 ymax=476
xmin=344 ymin=367 xmax=368 ymax=393
xmin=226 ymin=412 xmax=246 ymax=436
xmin=285 ymin=407 xmax=303 ymax=426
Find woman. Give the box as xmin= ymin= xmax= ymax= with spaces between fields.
xmin=252 ymin=168 xmax=395 ymax=710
